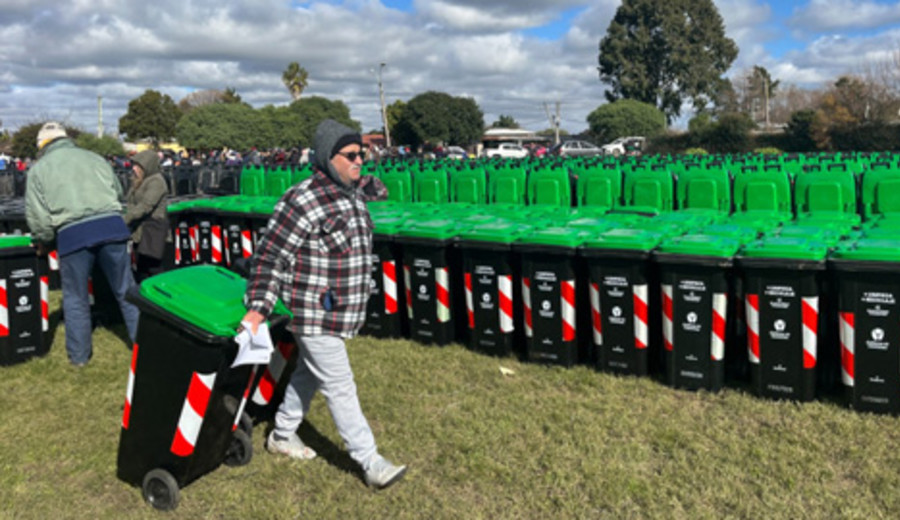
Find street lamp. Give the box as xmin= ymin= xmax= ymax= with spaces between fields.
xmin=373 ymin=62 xmax=391 ymax=148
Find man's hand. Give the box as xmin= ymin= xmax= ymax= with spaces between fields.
xmin=241 ymin=310 xmax=266 ymax=335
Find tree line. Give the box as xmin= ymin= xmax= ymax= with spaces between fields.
xmin=4 ymin=0 xmax=899 ymax=159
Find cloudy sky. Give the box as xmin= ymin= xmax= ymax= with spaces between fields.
xmin=1 ymin=0 xmax=898 ymax=139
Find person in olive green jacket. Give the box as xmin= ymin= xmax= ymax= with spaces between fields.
xmin=124 ymin=150 xmax=169 ymax=281
xmin=25 ymin=122 xmax=140 ymax=367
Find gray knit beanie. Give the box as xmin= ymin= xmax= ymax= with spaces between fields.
xmin=313 ymin=119 xmax=362 ymax=188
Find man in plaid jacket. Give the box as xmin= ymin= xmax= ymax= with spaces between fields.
xmin=242 ymin=119 xmax=406 ymax=489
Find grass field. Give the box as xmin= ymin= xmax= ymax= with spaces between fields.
xmin=2 ymin=289 xmax=900 ymax=519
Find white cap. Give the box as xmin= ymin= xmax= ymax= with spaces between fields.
xmin=37 ymin=121 xmax=67 ymax=149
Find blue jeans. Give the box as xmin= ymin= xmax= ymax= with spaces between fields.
xmin=274 ymin=334 xmax=379 ymax=469
xmin=60 ymin=241 xmax=140 ymax=364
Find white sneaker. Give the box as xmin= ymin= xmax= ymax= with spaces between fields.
xmin=364 ymin=455 xmax=407 ymax=489
xmin=266 ymin=430 xmax=317 ymax=460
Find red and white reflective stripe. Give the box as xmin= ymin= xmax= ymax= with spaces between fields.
xmin=189 ymin=226 xmax=200 ymax=262
xmin=746 ymin=294 xmax=760 ymax=364
xmin=464 ymin=272 xmax=474 ymax=329
xmin=802 ymin=296 xmax=819 ymax=369
xmin=0 ymin=279 xmax=8 ymax=337
xmin=633 ymin=284 xmax=648 ymax=350
xmin=383 ymin=261 xmax=398 ymax=315
xmin=840 ymin=312 xmax=855 ymax=387
xmin=404 ymin=265 xmax=413 ymax=319
xmin=232 ymin=367 xmax=257 ymax=432
xmin=174 ymin=229 xmax=182 ymax=264
xmin=252 ymin=340 xmax=294 ymax=406
xmin=88 ymin=277 xmax=95 ymax=306
xmin=436 ymin=267 xmax=450 ymax=323
xmin=211 ymin=225 xmax=223 ymax=264
xmin=522 ymin=277 xmax=533 ymax=338
xmin=662 ymin=284 xmax=673 ymax=352
xmin=241 ymin=230 xmax=253 ymax=258
xmin=589 ymin=282 xmax=602 ymax=346
xmin=171 ymin=371 xmax=217 ymax=457
xmin=498 ymin=275 xmax=514 ymax=334
xmin=48 ymin=250 xmax=59 ymax=271
xmin=122 ymin=343 xmax=139 ymax=429
xmin=40 ymin=276 xmax=49 ymax=332
xmin=561 ymin=279 xmax=576 ymax=342
xmin=711 ymin=292 xmax=727 ymax=361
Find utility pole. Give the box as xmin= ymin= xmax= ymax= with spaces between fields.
xmin=376 ymin=63 xmax=391 ymax=148
xmin=97 ymin=95 xmax=104 ymax=138
xmin=543 ymin=101 xmax=561 ymax=145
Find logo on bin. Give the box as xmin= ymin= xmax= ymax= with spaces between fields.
xmin=769 ymin=319 xmax=790 ymax=341
xmin=866 ymin=327 xmax=889 ymax=350
xmin=610 ymin=306 xmax=626 ymax=326
xmin=15 ymin=295 xmax=31 ymax=313
xmin=482 ymin=293 xmax=491 ymax=304
xmin=682 ymin=312 xmax=701 ymax=332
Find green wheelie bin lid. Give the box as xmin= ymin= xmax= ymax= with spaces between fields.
xmin=582 ymin=227 xmax=663 ymax=252
xmin=830 ymin=238 xmax=900 ymax=263
xmin=656 ymin=234 xmax=742 ymax=258
xmin=0 ymin=235 xmax=35 ymax=250
xmin=397 ymin=218 xmax=462 ymax=244
xmin=697 ymin=223 xmax=760 ymax=244
xmin=516 ymin=226 xmax=590 ymax=252
xmin=740 ymin=236 xmax=829 ymax=262
xmin=372 ymin=215 xmax=406 ymax=237
xmin=457 ymin=220 xmax=533 ymax=247
xmin=138 ymin=265 xmax=290 ymax=338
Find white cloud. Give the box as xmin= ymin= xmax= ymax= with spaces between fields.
xmin=789 ymin=0 xmax=900 ymax=31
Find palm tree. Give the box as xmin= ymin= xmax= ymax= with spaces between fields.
xmin=282 ymin=62 xmax=309 ymax=101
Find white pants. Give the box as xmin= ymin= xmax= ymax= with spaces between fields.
xmin=273 ymin=334 xmax=378 ymax=468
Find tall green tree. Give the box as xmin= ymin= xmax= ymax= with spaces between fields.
xmin=12 ymin=122 xmax=47 ymax=159
xmin=119 ymin=90 xmax=180 ymax=145
xmin=282 ymin=62 xmax=309 ymax=102
xmin=587 ymin=99 xmax=665 ymax=142
xmin=288 ymin=96 xmax=359 ymax=147
xmin=175 ymin=103 xmax=269 ymax=150
xmin=598 ymin=0 xmax=738 ymax=123
xmin=393 ymin=91 xmax=483 ymax=147
xmin=75 ymin=133 xmax=125 ymax=157
xmin=491 ymin=115 xmax=520 ymax=129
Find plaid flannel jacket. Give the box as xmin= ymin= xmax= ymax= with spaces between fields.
xmin=245 ymin=170 xmax=388 ymax=338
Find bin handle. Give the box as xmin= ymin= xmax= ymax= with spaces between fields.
xmin=152 ymin=286 xmax=173 ymax=299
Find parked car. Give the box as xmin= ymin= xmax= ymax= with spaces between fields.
xmin=445 ymin=146 xmax=468 ymax=160
xmin=600 ymin=136 xmax=646 ymax=156
xmin=483 ymin=143 xmax=529 ymax=159
xmin=549 ymin=140 xmax=603 ymax=157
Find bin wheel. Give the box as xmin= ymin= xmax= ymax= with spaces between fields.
xmin=142 ymin=468 xmax=180 ymax=511
xmin=223 ymin=395 xmax=254 ymax=437
xmin=224 ymin=429 xmax=253 ymax=467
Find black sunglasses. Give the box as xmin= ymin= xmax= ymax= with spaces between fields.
xmin=336 ymin=151 xmax=365 ymax=162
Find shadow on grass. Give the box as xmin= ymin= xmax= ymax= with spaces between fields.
xmin=264 ymin=421 xmax=362 ymax=481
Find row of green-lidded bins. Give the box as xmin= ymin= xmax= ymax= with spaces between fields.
xmin=365 ymin=204 xmax=900 ymax=415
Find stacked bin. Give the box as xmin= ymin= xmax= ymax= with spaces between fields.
xmin=165 ymin=198 xmax=205 ymax=268
xmin=579 ymin=228 xmax=664 ymax=376
xmin=654 ymin=234 xmax=742 ymax=391
xmin=395 ymin=219 xmax=462 ymax=346
xmin=0 ymin=236 xmax=51 ymax=365
xmin=829 ymin=238 xmax=900 ymax=414
xmin=247 ymin=197 xmax=279 ymax=250
xmin=515 ymin=227 xmax=589 ymax=367
xmin=456 ymin=220 xmax=533 ymax=357
xmin=362 ymin=214 xmax=407 ymax=338
xmin=188 ymin=198 xmax=225 ymax=266
xmin=214 ymin=197 xmax=256 ymax=268
xmin=738 ymin=237 xmax=829 ymax=401
xmin=117 ymin=265 xmax=289 ymax=510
